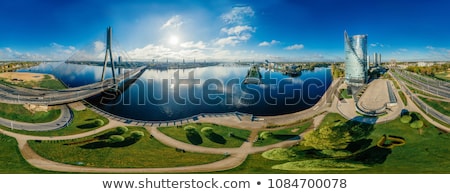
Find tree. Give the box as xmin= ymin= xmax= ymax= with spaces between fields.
xmin=94 ymin=119 xmax=104 ymax=127
xmin=116 ymin=126 xmax=128 ymax=134
xmin=259 ymin=131 xmax=273 ymax=140
xmin=410 ymin=120 xmax=424 ymax=129
xmin=130 ymin=131 xmax=145 ymax=139
xmin=301 ymin=125 xmax=352 ymax=150
xmin=200 ymin=127 xmax=213 ymax=135
xmin=109 ymin=135 xmax=124 ymax=143
xmin=400 ymin=115 xmax=412 ymax=124
xmin=184 ymin=125 xmax=197 ymax=133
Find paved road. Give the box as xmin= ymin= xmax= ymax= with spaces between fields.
xmin=0 ymin=104 xmax=72 ymax=131
xmin=0 ymin=66 xmax=146 ymax=105
xmin=389 ymin=71 xmax=450 ymax=131
xmin=2 ymin=75 xmax=447 ymax=173
xmin=0 ymin=116 xmax=312 ymax=173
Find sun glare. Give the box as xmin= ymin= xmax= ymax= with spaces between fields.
xmin=169 ymin=35 xmax=179 ymax=45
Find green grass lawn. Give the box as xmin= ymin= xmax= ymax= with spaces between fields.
xmin=339 ymin=88 xmax=352 ymax=99
xmin=398 ymin=91 xmax=407 ymax=106
xmin=2 ymin=108 xmax=109 ymax=136
xmin=39 ymin=75 xmax=66 ymax=89
xmin=29 ymin=126 xmax=226 ymax=168
xmin=434 ymin=71 xmax=450 ymax=81
xmin=227 ymin=112 xmax=450 ymax=173
xmin=0 ymin=103 xmax=61 ymax=123
xmin=254 ymin=121 xmax=312 ymax=147
xmin=0 ymin=74 xmax=65 ymax=89
xmin=159 ymin=123 xmax=251 ymax=148
xmin=418 ymin=96 xmax=450 ymax=116
xmin=0 ymin=134 xmax=51 ymax=173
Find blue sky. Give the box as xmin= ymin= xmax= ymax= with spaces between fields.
xmin=1 ymin=0 xmax=450 ymax=62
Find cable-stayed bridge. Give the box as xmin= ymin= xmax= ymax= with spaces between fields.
xmin=0 ymin=27 xmax=147 ymax=105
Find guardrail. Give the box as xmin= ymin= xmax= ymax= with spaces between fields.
xmin=82 ymin=100 xmax=253 ymax=127
xmin=390 ymin=71 xmax=450 ymax=124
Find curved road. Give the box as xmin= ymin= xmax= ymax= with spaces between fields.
xmin=0 ymin=118 xmax=311 ymax=173
xmin=0 ymin=104 xmax=72 ymax=131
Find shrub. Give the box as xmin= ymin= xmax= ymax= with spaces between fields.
xmin=94 ymin=119 xmax=105 ymax=127
xmin=184 ymin=125 xmax=197 ymax=133
xmin=200 ymin=127 xmax=214 ymax=135
xmin=109 ymin=135 xmax=124 ymax=143
xmin=116 ymin=126 xmax=128 ymax=134
xmin=262 ymin=148 xmax=296 ymax=161
xmin=410 ymin=120 xmax=424 ymax=129
xmin=259 ymin=131 xmax=273 ymax=140
xmin=400 ymin=115 xmax=412 ymax=124
xmin=130 ymin=131 xmax=145 ymax=139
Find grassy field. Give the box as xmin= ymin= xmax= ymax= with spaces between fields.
xmin=0 ymin=103 xmax=61 ymax=123
xmin=226 ymin=112 xmax=450 ymax=173
xmin=0 ymin=134 xmax=51 ymax=173
xmin=159 ymin=123 xmax=251 ymax=148
xmin=254 ymin=121 xmax=312 ymax=147
xmin=339 ymin=88 xmax=352 ymax=99
xmin=406 ymin=85 xmax=444 ymax=99
xmin=2 ymin=108 xmax=109 ymax=136
xmin=0 ymin=74 xmax=66 ymax=89
xmin=418 ymin=96 xmax=450 ymax=116
xmin=398 ymin=91 xmax=407 ymax=106
xmin=434 ymin=71 xmax=450 ymax=81
xmin=29 ymin=126 xmax=226 ymax=168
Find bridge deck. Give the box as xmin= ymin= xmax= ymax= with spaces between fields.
xmin=0 ymin=66 xmax=147 ymax=105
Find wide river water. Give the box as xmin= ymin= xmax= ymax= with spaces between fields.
xmin=19 ymin=62 xmax=332 ymax=121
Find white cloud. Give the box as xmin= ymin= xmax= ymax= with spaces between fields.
xmin=370 ymin=42 xmax=385 ymax=48
xmin=426 ymin=46 xmax=435 ymax=50
xmin=221 ymin=6 xmax=254 ymax=24
xmin=215 ymin=37 xmax=241 ymax=47
xmin=220 ymin=25 xmax=255 ymax=35
xmin=180 ymin=41 xmax=207 ymax=49
xmin=216 ymin=25 xmax=255 ymax=47
xmin=161 ymin=15 xmax=183 ymax=30
xmin=93 ymin=41 xmax=105 ymax=53
xmin=398 ymin=48 xmax=408 ymax=52
xmin=5 ymin=47 xmax=12 ymax=53
xmin=50 ymin=42 xmax=76 ymax=55
xmin=285 ymin=44 xmax=304 ymax=50
xmin=258 ymin=40 xmax=280 ymax=47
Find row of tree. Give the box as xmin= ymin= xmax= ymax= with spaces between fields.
xmin=405 ymin=63 xmax=450 ymax=77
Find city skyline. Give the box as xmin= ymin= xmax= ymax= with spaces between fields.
xmin=1 ymin=0 xmax=450 ymax=62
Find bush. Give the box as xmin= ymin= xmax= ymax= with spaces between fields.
xmin=410 ymin=120 xmax=424 ymax=129
xmin=94 ymin=119 xmax=105 ymax=127
xmin=259 ymin=131 xmax=273 ymax=140
xmin=200 ymin=127 xmax=213 ymax=135
xmin=400 ymin=115 xmax=412 ymax=124
xmin=184 ymin=125 xmax=196 ymax=133
xmin=116 ymin=126 xmax=128 ymax=134
xmin=109 ymin=135 xmax=124 ymax=143
xmin=130 ymin=131 xmax=145 ymax=139
xmin=262 ymin=148 xmax=296 ymax=161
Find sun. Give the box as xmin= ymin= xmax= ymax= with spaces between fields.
xmin=169 ymin=35 xmax=179 ymax=45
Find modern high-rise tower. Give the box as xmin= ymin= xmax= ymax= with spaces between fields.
xmin=344 ymin=31 xmax=368 ymax=86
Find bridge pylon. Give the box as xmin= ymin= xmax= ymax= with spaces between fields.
xmin=101 ymin=26 xmax=117 ymax=85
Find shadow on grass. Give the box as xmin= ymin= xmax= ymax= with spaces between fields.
xmin=77 ymin=123 xmax=97 ymax=129
xmin=186 ymin=131 xmax=203 ymax=145
xmin=349 ymin=146 xmax=392 ymax=165
xmin=94 ymin=131 xmax=122 ymax=140
xmin=205 ymin=132 xmax=227 ymax=144
xmin=80 ymin=137 xmax=141 ymax=149
xmin=346 ymin=138 xmax=372 ymax=153
xmin=230 ymin=133 xmax=248 ymax=142
xmin=273 ymin=134 xmax=300 ymax=141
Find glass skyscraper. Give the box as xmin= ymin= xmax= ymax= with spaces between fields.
xmin=344 ymin=31 xmax=368 ymax=86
